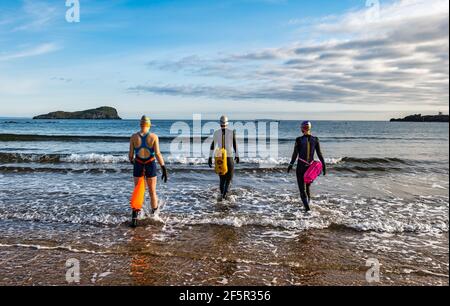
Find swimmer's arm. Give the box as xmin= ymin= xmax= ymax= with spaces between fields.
xmin=316 ymin=138 xmax=327 ymax=174
xmin=233 ymin=130 xmax=239 ymax=157
xmin=153 ymin=135 xmax=165 ymax=166
xmin=129 ymin=135 xmax=135 ymax=163
xmin=289 ymin=138 xmax=299 ymax=166
xmin=209 ymin=131 xmax=217 ymax=158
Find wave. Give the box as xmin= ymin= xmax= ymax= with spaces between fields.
xmin=1 ymin=153 xmax=443 ymax=176
xmin=0 ymin=208 xmax=447 ymax=235
xmin=0 ymin=133 xmax=275 ymax=143
xmin=0 ymin=152 xmax=416 ymax=165
xmin=341 ymin=157 xmax=412 ymax=164
xmin=0 ymin=133 xmax=236 ymax=143
xmin=332 ymin=166 xmax=406 ymax=173
xmin=0 ymin=166 xmax=127 ymax=174
xmin=0 ymin=153 xmax=62 ymax=163
xmin=0 ymin=165 xmax=419 ymax=175
xmin=2 ymin=133 xmax=447 ymax=143
xmin=0 ymin=153 xmax=128 ymax=164
xmin=0 ymin=133 xmax=130 ymax=142
xmin=0 ymin=185 xmax=447 ymax=235
xmin=0 ymin=153 xmax=289 ymax=165
xmin=320 ymin=136 xmax=447 ymax=141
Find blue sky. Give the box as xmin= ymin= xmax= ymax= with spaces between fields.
xmin=0 ymin=0 xmax=448 ymax=119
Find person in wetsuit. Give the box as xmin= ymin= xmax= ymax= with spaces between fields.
xmin=129 ymin=116 xmax=168 ymax=227
xmin=288 ymin=121 xmax=326 ymax=212
xmin=208 ymin=116 xmax=240 ymax=200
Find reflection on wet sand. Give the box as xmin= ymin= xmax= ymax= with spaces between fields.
xmin=0 ymin=224 xmax=447 ymax=285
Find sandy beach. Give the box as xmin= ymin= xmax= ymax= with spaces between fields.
xmin=1 ymin=224 xmax=448 ymax=286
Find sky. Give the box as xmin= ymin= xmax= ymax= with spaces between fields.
xmin=0 ymin=0 xmax=448 ymax=120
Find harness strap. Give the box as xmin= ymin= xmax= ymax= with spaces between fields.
xmin=136 ymin=133 xmax=151 ymax=150
xmin=306 ymin=136 xmax=311 ymax=163
xmin=298 ymin=158 xmax=311 ymax=166
xmin=222 ymin=129 xmax=226 ymax=149
xmin=135 ymin=157 xmax=156 ymax=165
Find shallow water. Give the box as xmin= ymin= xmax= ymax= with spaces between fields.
xmin=0 ymin=119 xmax=448 ymax=285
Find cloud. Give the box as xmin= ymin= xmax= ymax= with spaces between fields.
xmin=9 ymin=0 xmax=59 ymax=32
xmin=316 ymin=0 xmax=449 ymax=35
xmin=0 ymin=43 xmax=60 ymax=61
xmin=220 ymin=50 xmax=283 ymax=62
xmin=131 ymin=0 xmax=449 ymax=107
xmin=51 ymin=76 xmax=73 ymax=83
xmin=129 ymin=83 xmax=358 ymax=104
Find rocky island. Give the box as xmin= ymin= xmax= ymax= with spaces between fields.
xmin=390 ymin=113 xmax=449 ymax=122
xmin=33 ymin=106 xmax=121 ymax=120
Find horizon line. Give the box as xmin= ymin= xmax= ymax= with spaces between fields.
xmin=1 ymin=116 xmax=448 ymax=122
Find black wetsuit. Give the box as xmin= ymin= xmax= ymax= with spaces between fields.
xmin=290 ymin=135 xmax=326 ymax=210
xmin=220 ymin=157 xmax=235 ymax=196
xmin=210 ymin=129 xmax=238 ymax=198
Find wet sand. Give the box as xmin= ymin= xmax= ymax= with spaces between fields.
xmin=0 ymin=225 xmax=447 ymax=286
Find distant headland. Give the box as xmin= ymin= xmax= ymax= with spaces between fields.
xmin=33 ymin=107 xmax=121 ymax=120
xmin=390 ymin=113 xmax=449 ymax=122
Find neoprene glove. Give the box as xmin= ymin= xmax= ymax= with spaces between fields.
xmin=161 ymin=166 xmax=168 ymax=183
xmin=287 ymin=164 xmax=293 ymax=173
xmin=208 ymin=157 xmax=213 ymax=168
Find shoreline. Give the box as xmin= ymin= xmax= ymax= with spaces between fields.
xmin=1 ymin=226 xmax=447 ymax=286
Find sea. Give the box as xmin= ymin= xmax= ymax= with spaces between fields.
xmin=0 ymin=119 xmax=448 ymax=285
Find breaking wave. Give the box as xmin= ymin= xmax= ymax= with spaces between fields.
xmin=1 ymin=153 xmax=444 ymax=176
xmin=2 ymin=133 xmax=447 ymax=143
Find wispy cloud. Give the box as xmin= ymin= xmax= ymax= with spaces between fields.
xmin=132 ymin=0 xmax=449 ymax=107
xmin=0 ymin=43 xmax=60 ymax=61
xmin=12 ymin=0 xmax=59 ymax=32
xmin=315 ymin=0 xmax=449 ymax=35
